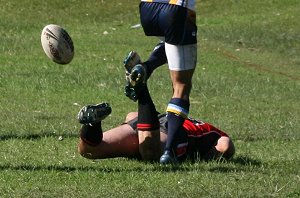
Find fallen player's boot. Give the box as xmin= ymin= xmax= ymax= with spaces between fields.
xmin=78 ymin=103 xmax=112 ymax=124
xmin=126 ymin=64 xmax=147 ymax=87
xmin=123 ymin=51 xmax=147 ymax=101
xmin=123 ymin=51 xmax=141 ymax=73
xmin=124 ymin=82 xmax=138 ymax=102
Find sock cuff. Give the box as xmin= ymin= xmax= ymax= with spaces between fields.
xmin=137 ymin=122 xmax=160 ymax=131
xmin=80 ymin=137 xmax=101 ymax=147
xmin=166 ymin=98 xmax=190 ymax=119
xmin=80 ymin=123 xmax=103 ymax=146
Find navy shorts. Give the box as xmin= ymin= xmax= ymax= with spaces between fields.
xmin=139 ymin=2 xmax=197 ymax=45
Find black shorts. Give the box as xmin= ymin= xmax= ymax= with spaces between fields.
xmin=127 ymin=113 xmax=168 ymax=134
xmin=139 ymin=2 xmax=197 ymax=45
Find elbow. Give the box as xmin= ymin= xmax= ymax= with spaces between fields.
xmin=216 ymin=137 xmax=235 ymax=160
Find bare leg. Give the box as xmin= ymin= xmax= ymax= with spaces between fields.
xmin=161 ymin=69 xmax=194 ymax=162
xmin=135 ymin=84 xmax=161 ymax=161
xmin=138 ymin=130 xmax=162 ymax=161
xmin=170 ymin=69 xmax=194 ymax=100
xmin=160 ymin=43 xmax=197 ymax=164
xmin=78 ymin=124 xmax=139 ymax=159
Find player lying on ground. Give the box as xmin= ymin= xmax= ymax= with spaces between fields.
xmin=77 ymin=103 xmax=235 ymax=162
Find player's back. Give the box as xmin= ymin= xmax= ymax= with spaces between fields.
xmin=183 ymin=118 xmax=228 ymax=137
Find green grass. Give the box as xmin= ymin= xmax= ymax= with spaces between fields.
xmin=0 ymin=0 xmax=299 ymax=197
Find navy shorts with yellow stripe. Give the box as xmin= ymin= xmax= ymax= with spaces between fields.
xmin=139 ymin=2 xmax=197 ymax=45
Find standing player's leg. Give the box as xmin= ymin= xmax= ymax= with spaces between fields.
xmin=134 ymin=4 xmax=199 ymax=164
xmin=131 ymin=2 xmax=198 ymax=163
xmin=159 ymin=43 xmax=197 ymax=164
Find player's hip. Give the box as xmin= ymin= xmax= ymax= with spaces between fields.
xmin=139 ymin=2 xmax=197 ymax=45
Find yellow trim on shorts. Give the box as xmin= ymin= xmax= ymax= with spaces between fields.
xmin=141 ymin=0 xmax=180 ymax=4
xmin=169 ymin=0 xmax=178 ymax=4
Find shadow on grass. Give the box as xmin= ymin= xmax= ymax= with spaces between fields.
xmin=231 ymin=155 xmax=262 ymax=166
xmin=0 ymin=163 xmax=191 ymax=173
xmin=0 ymin=132 xmax=78 ymax=141
xmin=0 ymin=155 xmax=262 ymax=173
xmin=207 ymin=155 xmax=262 ymax=173
xmin=0 ymin=164 xmax=118 ymax=173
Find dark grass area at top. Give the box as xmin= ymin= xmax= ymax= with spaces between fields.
xmin=0 ymin=0 xmax=299 ymax=197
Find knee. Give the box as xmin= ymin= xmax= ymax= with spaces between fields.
xmin=139 ymin=132 xmax=162 ymax=161
xmin=78 ymin=139 xmax=98 ymax=159
xmin=125 ymin=112 xmax=138 ymax=123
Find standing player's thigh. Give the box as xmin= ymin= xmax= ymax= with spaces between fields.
xmin=165 ymin=43 xmax=197 ymax=71
xmin=139 ymin=2 xmax=164 ymax=36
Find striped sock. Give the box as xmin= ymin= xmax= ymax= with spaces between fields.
xmin=165 ymin=98 xmax=190 ymax=157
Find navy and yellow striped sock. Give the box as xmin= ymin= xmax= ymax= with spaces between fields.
xmin=165 ymin=98 xmax=190 ymax=157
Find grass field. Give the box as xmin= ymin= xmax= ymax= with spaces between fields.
xmin=0 ymin=0 xmax=299 ymax=197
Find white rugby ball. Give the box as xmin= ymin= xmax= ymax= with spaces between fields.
xmin=41 ymin=24 xmax=74 ymax=64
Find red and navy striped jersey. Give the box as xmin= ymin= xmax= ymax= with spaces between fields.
xmin=183 ymin=118 xmax=228 ymax=137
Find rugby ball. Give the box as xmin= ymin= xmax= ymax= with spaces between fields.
xmin=41 ymin=24 xmax=74 ymax=64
